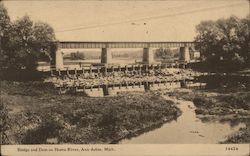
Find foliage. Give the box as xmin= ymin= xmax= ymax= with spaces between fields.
xmin=0 ymin=102 xmax=10 ymax=144
xmin=155 ymin=48 xmax=179 ymax=59
xmin=98 ymin=108 xmax=121 ymax=139
xmin=223 ymin=121 xmax=250 ymax=144
xmin=22 ymin=113 xmax=64 ymax=144
xmin=70 ymin=51 xmax=85 ymax=60
xmin=0 ymin=3 xmax=57 ymax=73
xmin=0 ymin=3 xmax=11 ymax=68
xmin=195 ymin=16 xmax=250 ymax=71
xmin=192 ymin=90 xmax=250 ymax=116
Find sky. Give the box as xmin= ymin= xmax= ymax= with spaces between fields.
xmin=2 ymin=0 xmax=249 ymax=42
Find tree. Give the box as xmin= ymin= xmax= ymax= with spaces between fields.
xmin=33 ymin=22 xmax=57 ymax=62
xmin=0 ymin=4 xmax=57 ymax=72
xmin=155 ymin=48 xmax=173 ymax=59
xmin=0 ymin=3 xmax=57 ymax=80
xmin=238 ymin=16 xmax=250 ymax=66
xmin=8 ymin=15 xmax=36 ymax=70
xmin=9 ymin=16 xmax=57 ymax=71
xmin=195 ymin=16 xmax=250 ymax=71
xmin=70 ymin=51 xmax=85 ymax=60
xmin=0 ymin=3 xmax=11 ymax=68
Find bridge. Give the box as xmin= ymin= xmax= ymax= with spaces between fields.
xmin=55 ymin=41 xmax=197 ymax=69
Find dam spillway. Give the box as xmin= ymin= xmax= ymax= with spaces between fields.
xmin=44 ymin=63 xmax=206 ymax=97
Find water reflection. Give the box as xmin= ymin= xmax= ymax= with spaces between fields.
xmin=198 ymin=116 xmax=245 ymax=128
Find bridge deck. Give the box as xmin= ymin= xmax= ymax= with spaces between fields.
xmin=59 ymin=41 xmax=195 ymax=49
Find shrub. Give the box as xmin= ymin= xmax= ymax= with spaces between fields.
xmin=0 ymin=103 xmax=10 ymax=144
xmin=193 ymin=97 xmax=208 ymax=107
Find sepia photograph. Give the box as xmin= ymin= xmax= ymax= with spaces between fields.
xmin=0 ymin=0 xmax=249 ymax=155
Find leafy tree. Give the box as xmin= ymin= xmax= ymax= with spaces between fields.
xmin=7 ymin=16 xmax=57 ymax=71
xmin=33 ymin=22 xmax=57 ymax=62
xmin=195 ymin=16 xmax=250 ymax=71
xmin=8 ymin=15 xmax=36 ymax=70
xmin=70 ymin=51 xmax=85 ymax=60
xmin=0 ymin=3 xmax=11 ymax=68
xmin=0 ymin=3 xmax=57 ymax=74
xmin=155 ymin=48 xmax=173 ymax=59
xmin=0 ymin=3 xmax=10 ymax=31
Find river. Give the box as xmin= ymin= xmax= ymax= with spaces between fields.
xmin=120 ymin=96 xmax=246 ymax=144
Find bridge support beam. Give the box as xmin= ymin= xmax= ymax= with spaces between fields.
xmin=101 ymin=48 xmax=112 ymax=64
xmin=179 ymin=46 xmax=190 ymax=62
xmin=143 ymin=48 xmax=154 ymax=64
xmin=55 ymin=49 xmax=64 ymax=69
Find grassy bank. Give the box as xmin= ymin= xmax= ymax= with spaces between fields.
xmin=163 ymin=88 xmax=250 ymax=143
xmin=0 ymin=81 xmax=180 ymax=144
xmin=193 ymin=91 xmax=250 ymax=143
xmin=222 ymin=124 xmax=250 ymax=143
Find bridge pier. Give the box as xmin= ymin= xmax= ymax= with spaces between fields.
xmin=55 ymin=49 xmax=64 ymax=69
xmin=143 ymin=48 xmax=154 ymax=64
xmin=179 ymin=46 xmax=190 ymax=62
xmin=101 ymin=48 xmax=112 ymax=64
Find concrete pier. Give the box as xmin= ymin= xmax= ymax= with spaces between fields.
xmin=55 ymin=49 xmax=64 ymax=69
xmin=179 ymin=46 xmax=190 ymax=62
xmin=143 ymin=48 xmax=154 ymax=64
xmin=101 ymin=48 xmax=112 ymax=64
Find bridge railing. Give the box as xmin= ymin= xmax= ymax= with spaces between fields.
xmin=58 ymin=41 xmax=196 ymax=49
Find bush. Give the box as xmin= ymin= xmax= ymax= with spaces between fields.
xmin=0 ymin=69 xmax=45 ymax=81
xmin=220 ymin=95 xmax=250 ymax=110
xmin=22 ymin=116 xmax=64 ymax=144
xmin=193 ymin=97 xmax=209 ymax=107
xmin=0 ymin=103 xmax=10 ymax=144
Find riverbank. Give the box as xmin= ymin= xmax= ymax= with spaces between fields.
xmin=0 ymin=81 xmax=181 ymax=144
xmin=162 ymin=88 xmax=250 ymax=143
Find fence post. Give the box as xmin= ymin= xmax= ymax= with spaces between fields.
xmin=139 ymin=65 xmax=142 ymax=75
xmin=104 ymin=66 xmax=108 ymax=76
xmin=102 ymin=84 xmax=109 ymax=96
xmin=82 ymin=67 xmax=85 ymax=75
xmin=58 ymin=69 xmax=61 ymax=76
xmin=118 ymin=65 xmax=121 ymax=72
xmin=50 ymin=69 xmax=54 ymax=76
xmin=125 ymin=65 xmax=128 ymax=74
xmin=89 ymin=66 xmax=92 ymax=75
xmin=111 ymin=66 xmax=114 ymax=76
xmin=74 ymin=68 xmax=77 ymax=76
xmin=144 ymin=81 xmax=150 ymax=91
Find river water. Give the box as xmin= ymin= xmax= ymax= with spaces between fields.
xmin=120 ymin=96 xmax=246 ymax=144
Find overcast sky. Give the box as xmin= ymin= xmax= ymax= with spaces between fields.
xmin=3 ymin=0 xmax=249 ymax=42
